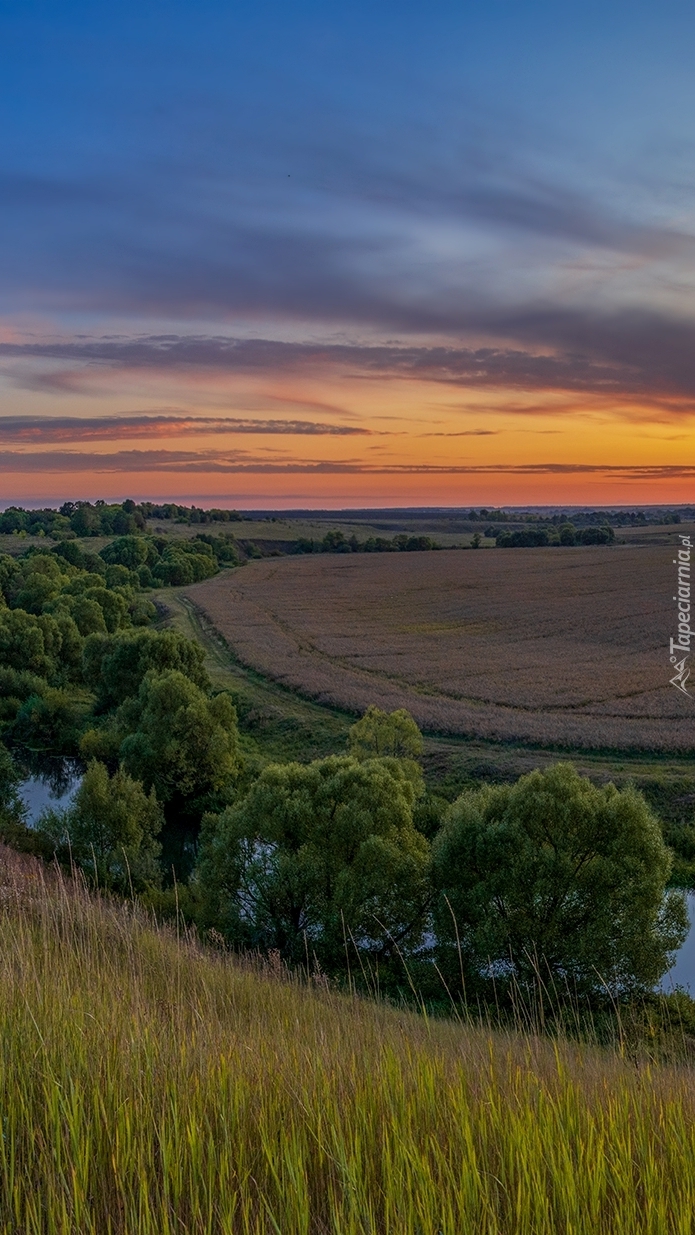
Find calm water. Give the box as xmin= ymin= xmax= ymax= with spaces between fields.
xmin=661 ymin=892 xmax=695 ymax=992
xmin=17 ymin=758 xmax=81 ymax=826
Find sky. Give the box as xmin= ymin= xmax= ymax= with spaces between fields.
xmin=2 ymin=0 xmax=695 ymax=508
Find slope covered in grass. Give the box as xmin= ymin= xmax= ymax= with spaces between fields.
xmin=2 ymin=844 xmax=695 ymax=1234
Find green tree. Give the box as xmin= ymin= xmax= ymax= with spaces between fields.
xmin=70 ymin=504 xmax=102 ymax=536
xmin=83 ymin=628 xmax=211 ymax=711
xmin=100 ymin=535 xmax=149 ymax=570
xmin=10 ymin=684 xmax=89 ymax=752
xmin=86 ymin=586 xmax=130 ymax=633
xmin=0 ymin=610 xmax=60 ymax=678
xmin=348 ymin=705 xmax=424 ymax=760
xmin=151 ymin=542 xmax=217 ymax=586
xmin=51 ymin=613 xmax=84 ymax=681
xmin=113 ymin=671 xmax=241 ymax=878
xmin=41 ymin=760 xmax=163 ymax=890
xmin=14 ymin=555 xmax=68 ymax=613
xmin=52 ymin=540 xmax=87 ymax=569
xmin=197 ymin=755 xmax=431 ymax=970
xmin=71 ymin=595 xmax=108 ymax=636
xmin=104 ymin=564 xmax=135 ymax=589
xmin=118 ymin=671 xmax=240 ymax=806
xmin=433 ymin=763 xmax=688 ymax=999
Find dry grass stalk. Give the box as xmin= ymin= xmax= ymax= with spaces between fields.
xmin=3 ymin=848 xmax=695 ymax=1231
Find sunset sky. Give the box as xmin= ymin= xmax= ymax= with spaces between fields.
xmin=2 ymin=1 xmax=695 ymax=508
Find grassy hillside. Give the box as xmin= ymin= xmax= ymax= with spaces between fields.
xmin=3 ymin=843 xmax=695 ymax=1234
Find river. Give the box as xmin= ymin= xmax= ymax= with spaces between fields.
xmin=11 ymin=763 xmax=695 ymax=992
xmin=17 ymin=758 xmax=81 ymax=825
xmin=660 ymin=892 xmax=695 ymax=993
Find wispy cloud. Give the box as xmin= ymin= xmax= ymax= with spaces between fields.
xmin=0 ymin=414 xmax=369 ymax=444
xmin=2 ymin=145 xmax=693 ymax=334
xmin=3 ymin=448 xmax=695 ymax=479
xmin=5 ymin=317 xmax=695 ymax=406
xmin=421 ymin=430 xmax=499 ymax=437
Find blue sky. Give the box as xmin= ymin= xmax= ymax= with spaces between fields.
xmin=2 ymin=0 xmax=695 ymax=505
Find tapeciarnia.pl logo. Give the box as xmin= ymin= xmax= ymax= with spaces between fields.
xmin=670 ymin=534 xmax=692 ymax=696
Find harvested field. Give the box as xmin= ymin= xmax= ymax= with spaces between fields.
xmin=189 ymin=547 xmax=695 ymax=752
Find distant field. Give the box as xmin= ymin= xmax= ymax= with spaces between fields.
xmin=189 ymin=545 xmax=694 ymax=752
xmin=144 ymin=515 xmax=484 ymax=547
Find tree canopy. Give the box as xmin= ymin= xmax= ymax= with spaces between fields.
xmin=433 ymin=762 xmax=688 ymax=997
xmin=197 ymin=754 xmax=430 ymax=969
xmin=347 ymin=706 xmax=424 ymax=761
xmin=41 ymin=760 xmax=163 ymax=891
xmin=117 ymin=671 xmax=241 ymax=807
xmin=83 ymin=628 xmax=211 ymax=712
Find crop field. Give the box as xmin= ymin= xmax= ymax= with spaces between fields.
xmin=189 ymin=544 xmax=694 ymax=752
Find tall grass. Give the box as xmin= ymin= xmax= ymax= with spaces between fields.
xmin=2 ymin=844 xmax=695 ymax=1234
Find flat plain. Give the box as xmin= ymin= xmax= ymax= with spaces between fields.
xmin=189 ymin=543 xmax=695 ymax=752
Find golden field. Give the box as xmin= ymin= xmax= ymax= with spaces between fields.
xmin=189 ymin=545 xmax=694 ymax=752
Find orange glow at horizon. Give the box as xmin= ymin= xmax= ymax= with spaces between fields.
xmin=2 ymin=357 xmax=695 ymax=508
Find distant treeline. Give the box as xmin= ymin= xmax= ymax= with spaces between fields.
xmin=0 ymin=500 xmax=243 ymax=539
xmin=496 ymin=523 xmax=615 ymax=548
xmin=294 ymin=531 xmax=440 ymax=555
xmin=472 ymin=507 xmax=689 ymax=528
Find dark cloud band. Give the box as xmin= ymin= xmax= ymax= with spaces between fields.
xmin=0 ymin=414 xmax=369 ymax=444
xmin=4 ymin=313 xmax=695 ymax=403
xmin=1 ymin=448 xmax=694 ymax=477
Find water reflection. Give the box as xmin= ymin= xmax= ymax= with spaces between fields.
xmin=16 ymin=755 xmax=82 ymax=825
xmin=661 ymin=892 xmax=695 ymax=993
